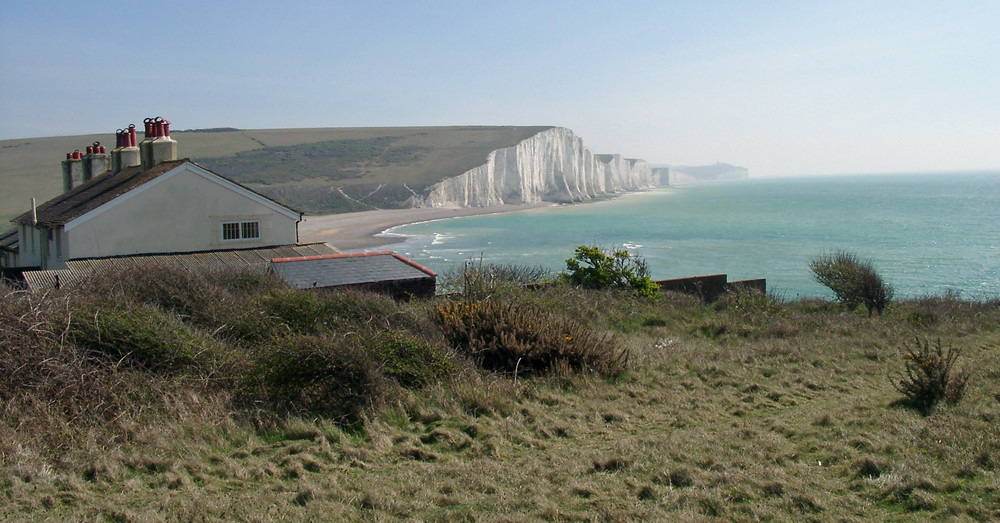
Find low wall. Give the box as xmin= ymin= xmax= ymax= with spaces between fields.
xmin=728 ymin=278 xmax=767 ymax=294
xmin=655 ymin=274 xmax=767 ymax=302
xmin=656 ymin=274 xmax=729 ymax=302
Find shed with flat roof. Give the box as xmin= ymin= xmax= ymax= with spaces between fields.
xmin=271 ymin=251 xmax=436 ymax=299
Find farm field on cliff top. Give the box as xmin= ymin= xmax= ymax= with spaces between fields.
xmin=388 ymin=171 xmax=1000 ymax=300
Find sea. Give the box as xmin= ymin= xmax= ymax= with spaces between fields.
xmin=381 ymin=172 xmax=1000 ymax=300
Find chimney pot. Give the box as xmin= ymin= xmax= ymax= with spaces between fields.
xmin=128 ymin=124 xmax=137 ymax=147
xmin=143 ymin=118 xmax=154 ymax=138
xmin=87 ymin=146 xmax=94 ymax=155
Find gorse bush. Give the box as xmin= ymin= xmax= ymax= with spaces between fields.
xmin=893 ymin=338 xmax=970 ymax=414
xmin=810 ymin=250 xmax=893 ymax=316
xmin=434 ymin=300 xmax=627 ymax=377
xmin=562 ymin=245 xmax=660 ymax=299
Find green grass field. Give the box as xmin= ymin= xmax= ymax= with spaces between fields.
xmin=3 ymin=264 xmax=998 ymax=520
xmin=0 ymin=126 xmax=552 ymax=222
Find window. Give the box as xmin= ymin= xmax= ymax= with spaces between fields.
xmin=222 ymin=220 xmax=260 ymax=241
xmin=241 ymin=221 xmax=259 ymax=240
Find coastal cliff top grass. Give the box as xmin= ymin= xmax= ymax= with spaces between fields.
xmin=0 ymin=125 xmax=553 ymax=220
xmin=3 ymin=265 xmax=999 ymax=520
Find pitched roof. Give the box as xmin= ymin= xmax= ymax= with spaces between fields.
xmin=12 ymin=159 xmax=300 ymax=227
xmin=13 ymin=160 xmax=185 ymax=226
xmin=20 ymin=242 xmax=339 ymax=291
xmin=270 ymin=251 xmax=436 ymax=290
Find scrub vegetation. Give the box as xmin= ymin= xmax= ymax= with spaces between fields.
xmin=2 ymin=264 xmax=999 ymax=520
xmin=811 ymin=250 xmax=894 ymax=316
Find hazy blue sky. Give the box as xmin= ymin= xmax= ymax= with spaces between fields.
xmin=2 ymin=1 xmax=997 ymax=176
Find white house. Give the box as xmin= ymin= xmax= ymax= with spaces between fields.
xmin=2 ymin=117 xmax=302 ymax=271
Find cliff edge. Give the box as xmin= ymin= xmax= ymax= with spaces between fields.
xmin=410 ymin=127 xmax=653 ymax=208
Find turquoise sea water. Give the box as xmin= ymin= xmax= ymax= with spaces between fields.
xmin=383 ymin=172 xmax=1000 ymax=299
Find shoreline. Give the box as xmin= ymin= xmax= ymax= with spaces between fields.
xmin=298 ymin=203 xmax=555 ymax=251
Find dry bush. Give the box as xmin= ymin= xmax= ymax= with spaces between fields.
xmin=893 ymin=338 xmax=970 ymax=414
xmin=439 ymin=259 xmax=552 ymax=301
xmin=0 ymin=288 xmax=205 ymax=458
xmin=434 ymin=300 xmax=627 ymax=377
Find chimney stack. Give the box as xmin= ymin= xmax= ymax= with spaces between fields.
xmin=82 ymin=141 xmax=109 ymax=182
xmin=139 ymin=116 xmax=177 ymax=170
xmin=62 ymin=150 xmax=84 ymax=192
xmin=112 ymin=124 xmax=140 ymax=174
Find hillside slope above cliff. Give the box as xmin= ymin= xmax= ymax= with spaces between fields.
xmin=1 ymin=125 xmax=654 ymax=218
xmin=0 ymin=126 xmax=551 ymax=219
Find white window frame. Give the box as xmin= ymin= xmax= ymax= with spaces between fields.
xmin=222 ymin=220 xmax=260 ymax=242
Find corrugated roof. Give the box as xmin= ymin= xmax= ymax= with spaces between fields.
xmin=0 ymin=229 xmax=17 ymax=253
xmin=270 ymin=251 xmax=436 ymax=290
xmin=20 ymin=242 xmax=339 ymax=291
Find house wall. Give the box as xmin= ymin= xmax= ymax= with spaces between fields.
xmin=64 ymin=164 xmax=298 ymax=260
xmin=16 ymin=225 xmax=42 ymax=268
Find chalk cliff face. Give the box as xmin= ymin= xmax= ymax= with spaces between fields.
xmin=410 ymin=127 xmax=653 ymax=208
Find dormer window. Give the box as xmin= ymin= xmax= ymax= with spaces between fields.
xmin=222 ymin=220 xmax=260 ymax=241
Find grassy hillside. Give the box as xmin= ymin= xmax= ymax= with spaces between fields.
xmin=3 ymin=264 xmax=998 ymax=520
xmin=0 ymin=126 xmax=552 ymax=222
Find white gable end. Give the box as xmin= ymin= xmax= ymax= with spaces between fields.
xmin=62 ymin=161 xmax=300 ymax=259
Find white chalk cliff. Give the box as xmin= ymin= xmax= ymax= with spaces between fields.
xmin=410 ymin=127 xmax=653 ymax=208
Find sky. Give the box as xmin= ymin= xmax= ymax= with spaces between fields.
xmin=1 ymin=1 xmax=998 ymax=177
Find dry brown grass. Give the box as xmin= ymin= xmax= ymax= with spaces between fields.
xmin=2 ymin=271 xmax=999 ymax=520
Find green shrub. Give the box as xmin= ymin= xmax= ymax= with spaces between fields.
xmin=254 ymin=334 xmax=385 ymax=422
xmin=68 ymin=304 xmax=212 ymax=372
xmin=262 ymin=288 xmax=420 ymax=336
xmin=809 ymin=250 xmax=893 ymax=316
xmin=562 ymin=245 xmax=659 ymax=299
xmin=434 ymin=299 xmax=627 ymax=377
xmin=893 ymin=338 xmax=970 ymax=414
xmin=374 ymin=332 xmax=456 ymax=388
xmin=66 ymin=265 xmax=284 ymax=344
